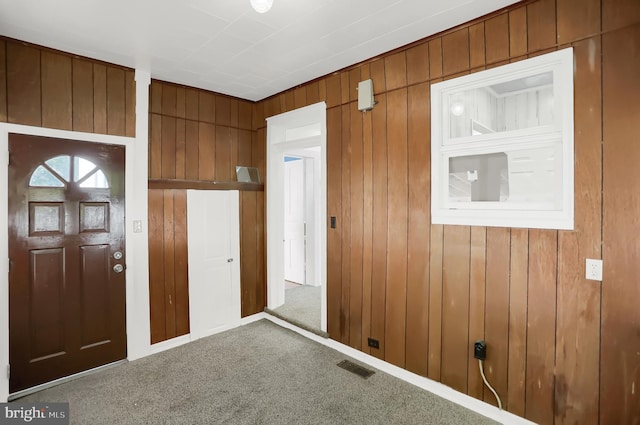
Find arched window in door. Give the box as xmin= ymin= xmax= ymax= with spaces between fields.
xmin=29 ymin=155 xmax=109 ymax=188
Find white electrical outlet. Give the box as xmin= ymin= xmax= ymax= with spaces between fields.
xmin=133 ymin=220 xmax=143 ymax=233
xmin=585 ymin=259 xmax=603 ymax=281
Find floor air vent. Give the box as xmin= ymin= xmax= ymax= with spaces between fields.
xmin=337 ymin=360 xmax=375 ymax=379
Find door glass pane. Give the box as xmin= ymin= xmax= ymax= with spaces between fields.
xmin=29 ymin=166 xmax=65 ymax=187
xmin=44 ymin=156 xmax=70 ymax=181
xmin=79 ymin=169 xmax=109 ymax=188
xmin=74 ymin=157 xmax=97 ymax=182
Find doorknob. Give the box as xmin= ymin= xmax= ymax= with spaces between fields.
xmin=113 ymin=264 xmax=124 ymax=273
xmin=227 ymin=258 xmax=233 ymax=263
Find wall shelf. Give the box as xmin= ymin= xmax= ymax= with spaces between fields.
xmin=148 ymin=179 xmax=264 ymax=191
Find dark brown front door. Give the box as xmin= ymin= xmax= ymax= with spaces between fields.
xmin=8 ymin=134 xmax=126 ymax=393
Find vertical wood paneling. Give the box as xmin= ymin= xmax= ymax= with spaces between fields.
xmin=469 ymin=23 xmax=486 ymax=69
xmin=441 ymin=225 xmax=470 ymax=393
xmin=348 ymin=68 xmax=360 ymax=103
xmin=485 ymin=14 xmax=510 ymax=63
xmin=384 ymin=88 xmax=408 ymax=368
xmin=150 ymin=82 xmax=162 ymax=114
xmin=508 ymin=228 xmax=529 ymax=415
xmin=72 ymin=58 xmax=94 ymax=133
xmin=509 ymin=8 xmax=528 ymax=58
xmin=340 ymin=104 xmax=351 ymax=344
xmin=525 ymin=229 xmax=557 ymax=424
xmin=370 ymin=94 xmax=387 ymax=359
xmin=41 ymin=52 xmax=72 ymax=130
xmin=198 ymin=122 xmax=215 ymax=180
xmin=150 ymin=114 xmax=162 ymax=179
xmin=148 ymin=189 xmax=166 ymax=344
xmin=173 ymin=190 xmax=189 ymax=337
xmin=406 ymin=43 xmax=429 ymax=85
xmin=294 ymin=86 xmax=307 ymax=109
xmin=198 ymin=92 xmax=214 ymax=123
xmin=7 ymin=42 xmax=41 ymax=126
xmin=361 ymin=103 xmax=373 ymax=354
xmin=428 ymin=38 xmax=443 ymax=79
xmin=442 ymin=29 xmax=470 ymax=76
xmin=428 ymin=224 xmax=444 ymax=381
xmin=306 ymin=81 xmax=320 ymax=105
xmin=327 ymin=106 xmax=343 ymax=339
xmin=369 ymin=59 xmax=386 ymax=95
xmin=0 ymin=40 xmax=6 ymax=122
xmin=325 ymin=74 xmax=342 ymax=108
xmin=602 ymin=0 xmax=640 ymax=32
xmin=349 ymin=101 xmax=364 ymax=350
xmin=93 ymin=64 xmax=107 ymax=134
xmin=124 ymin=72 xmax=135 ymax=135
xmin=467 ymin=226 xmax=487 ymax=399
xmin=215 ymin=96 xmax=231 ymax=126
xmin=229 ymin=98 xmax=238 ymax=127
xmin=163 ymin=190 xmax=177 ymax=340
xmin=555 ymin=36 xmax=602 ymax=425
xmin=185 ymin=120 xmax=199 ymax=180
xmin=557 ymin=0 xmax=600 ymax=43
xmin=175 ymin=119 xmax=186 ymax=179
xmin=255 ymin=191 xmax=265 ymax=313
xmin=484 ymin=227 xmax=510 ymax=407
xmin=405 ymin=82 xmax=430 ymax=376
xmin=162 ymin=84 xmax=177 ymax=117
xmin=239 ymin=101 xmax=252 ymax=130
xmin=241 ymin=191 xmax=258 ymax=317
xmin=215 ymin=126 xmax=232 ymax=181
xmin=527 ymin=0 xmax=557 ymax=52
xmin=384 ymin=52 xmax=407 ymax=91
xmin=176 ymin=86 xmax=186 ymax=119
xmin=161 ymin=116 xmax=177 ymax=179
xmin=185 ymin=88 xmax=199 ymax=121
xmin=106 ymin=67 xmax=126 ymax=135
xmin=601 ymin=25 xmax=640 ymax=425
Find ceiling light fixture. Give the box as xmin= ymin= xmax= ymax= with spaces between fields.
xmin=250 ymin=0 xmax=273 ymax=13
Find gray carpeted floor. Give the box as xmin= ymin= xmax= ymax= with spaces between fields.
xmin=16 ymin=320 xmax=498 ymax=425
xmin=273 ymin=284 xmax=321 ymax=331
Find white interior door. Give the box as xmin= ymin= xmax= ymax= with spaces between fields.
xmin=187 ymin=190 xmax=240 ymax=340
xmin=284 ymin=158 xmax=305 ymax=284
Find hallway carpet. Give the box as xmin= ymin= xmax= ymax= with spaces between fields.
xmin=271 ymin=284 xmax=321 ymax=333
xmin=16 ymin=320 xmax=499 ymax=425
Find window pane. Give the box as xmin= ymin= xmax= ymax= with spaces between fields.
xmin=79 ymin=169 xmax=109 ymax=188
xmin=448 ymin=71 xmax=555 ymax=139
xmin=447 ymin=145 xmax=562 ymax=210
xmin=29 ymin=165 xmax=65 ymax=187
xmin=45 ymin=155 xmax=70 ymax=181
xmin=74 ymin=157 xmax=97 ymax=182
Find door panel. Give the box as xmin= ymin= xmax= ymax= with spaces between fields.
xmin=187 ymin=190 xmax=240 ymax=340
xmin=8 ymin=133 xmax=126 ymax=393
xmin=284 ymin=158 xmax=305 ymax=284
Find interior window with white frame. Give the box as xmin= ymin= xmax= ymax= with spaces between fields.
xmin=430 ymin=48 xmax=574 ymax=230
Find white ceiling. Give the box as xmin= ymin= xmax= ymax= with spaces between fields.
xmin=0 ymin=0 xmax=519 ymax=102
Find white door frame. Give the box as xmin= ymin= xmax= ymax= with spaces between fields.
xmin=266 ymin=102 xmax=327 ymax=332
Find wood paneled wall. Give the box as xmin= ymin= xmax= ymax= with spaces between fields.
xmin=255 ymin=0 xmax=640 ymax=423
xmin=0 ymin=38 xmax=135 ymax=136
xmin=147 ymin=81 xmax=265 ymax=343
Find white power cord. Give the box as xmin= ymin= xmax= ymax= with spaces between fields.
xmin=479 ymin=359 xmax=503 ymax=410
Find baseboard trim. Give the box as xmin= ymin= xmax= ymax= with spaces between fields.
xmin=259 ymin=313 xmax=536 ymax=425
xmin=8 ymin=360 xmax=128 ymax=401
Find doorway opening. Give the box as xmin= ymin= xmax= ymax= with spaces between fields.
xmin=266 ymin=102 xmax=327 ymax=334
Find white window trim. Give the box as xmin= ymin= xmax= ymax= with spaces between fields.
xmin=431 ymin=48 xmax=574 ymax=230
